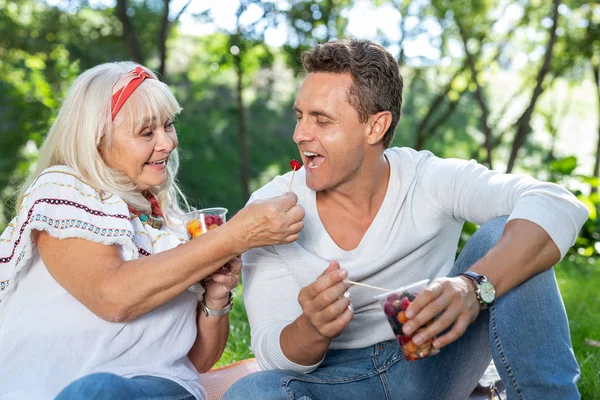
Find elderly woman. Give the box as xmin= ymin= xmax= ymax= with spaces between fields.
xmin=0 ymin=62 xmax=304 ymax=400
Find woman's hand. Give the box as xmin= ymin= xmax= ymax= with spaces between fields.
xmin=227 ymin=192 xmax=305 ymax=254
xmin=203 ymin=257 xmax=242 ymax=308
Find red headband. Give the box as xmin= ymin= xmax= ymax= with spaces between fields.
xmin=111 ymin=66 xmax=153 ymax=120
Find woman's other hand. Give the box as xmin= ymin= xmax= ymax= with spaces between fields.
xmin=203 ymin=257 xmax=242 ymax=308
xmin=227 ymin=192 xmax=305 ymax=253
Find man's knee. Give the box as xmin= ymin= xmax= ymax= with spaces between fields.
xmin=472 ymin=216 xmax=507 ymax=247
xmin=464 ymin=216 xmax=507 ymax=255
xmin=55 ymin=373 xmax=125 ymax=399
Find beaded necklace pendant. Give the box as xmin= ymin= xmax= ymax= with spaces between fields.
xmin=139 ymin=213 xmax=164 ymax=230
xmin=129 ymin=191 xmax=164 ymax=230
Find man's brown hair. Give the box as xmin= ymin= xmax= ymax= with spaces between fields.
xmin=301 ymin=39 xmax=403 ymax=148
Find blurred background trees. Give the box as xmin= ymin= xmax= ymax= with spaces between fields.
xmin=1 ymin=0 xmax=598 ymax=258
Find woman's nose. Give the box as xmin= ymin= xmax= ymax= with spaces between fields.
xmin=155 ymin=129 xmax=177 ymax=152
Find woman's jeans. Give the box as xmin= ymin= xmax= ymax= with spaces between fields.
xmin=224 ymin=217 xmax=581 ymax=400
xmin=55 ymin=373 xmax=195 ymax=400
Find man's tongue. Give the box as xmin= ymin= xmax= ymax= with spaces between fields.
xmin=308 ymin=155 xmax=325 ymax=168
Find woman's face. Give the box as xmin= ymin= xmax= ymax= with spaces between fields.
xmin=103 ymin=114 xmax=178 ymax=191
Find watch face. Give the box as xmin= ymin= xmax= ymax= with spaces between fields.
xmin=479 ymin=281 xmax=496 ymax=304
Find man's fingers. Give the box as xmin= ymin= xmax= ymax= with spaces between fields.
xmin=320 ymin=261 xmax=341 ymax=277
xmin=432 ymin=314 xmax=471 ymax=349
xmin=406 ymin=281 xmax=443 ymax=319
xmin=404 ymin=285 xmax=448 ymax=335
xmin=317 ymin=305 xmax=354 ymax=338
xmin=411 ymin=303 xmax=461 ymax=345
xmin=302 ymin=266 xmax=346 ymax=300
xmin=313 ymin=296 xmax=351 ymax=326
xmin=315 ymin=280 xmax=348 ymax=305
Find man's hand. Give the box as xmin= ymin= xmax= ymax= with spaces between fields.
xmin=402 ymin=277 xmax=480 ymax=349
xmin=280 ymin=261 xmax=353 ymax=366
xmin=298 ymin=261 xmax=353 ymax=338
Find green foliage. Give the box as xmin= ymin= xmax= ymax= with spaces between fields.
xmin=548 ymin=156 xmax=599 ymax=258
xmin=555 ymin=256 xmax=600 ymax=398
xmin=215 ymin=286 xmax=254 ymax=367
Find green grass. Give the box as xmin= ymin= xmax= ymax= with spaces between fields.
xmin=555 ymin=256 xmax=600 ymax=399
xmin=215 ymin=286 xmax=254 ymax=367
xmin=218 ymin=257 xmax=600 ymax=398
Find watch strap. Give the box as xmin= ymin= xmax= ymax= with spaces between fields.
xmin=460 ymin=270 xmax=485 ymax=284
xmin=201 ymin=291 xmax=234 ymax=317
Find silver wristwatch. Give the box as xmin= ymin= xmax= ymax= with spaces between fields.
xmin=200 ymin=291 xmax=234 ymax=317
xmin=459 ymin=271 xmax=496 ymax=310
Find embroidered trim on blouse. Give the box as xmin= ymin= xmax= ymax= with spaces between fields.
xmin=1 ymin=198 xmax=130 ymax=264
xmin=32 ymin=170 xmax=112 ymax=201
xmin=20 ymin=182 xmax=121 ymax=212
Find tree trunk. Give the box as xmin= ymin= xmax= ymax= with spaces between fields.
xmin=158 ymin=0 xmax=171 ymax=79
xmin=592 ymin=61 xmax=600 ymax=194
xmin=415 ymin=63 xmax=467 ymax=150
xmin=506 ymin=0 xmax=560 ymax=173
xmin=397 ymin=0 xmax=407 ymax=66
xmin=233 ymin=43 xmax=250 ymax=201
xmin=323 ymin=0 xmax=334 ymax=41
xmin=115 ymin=0 xmax=145 ymax=64
xmin=457 ymin=21 xmax=494 ymax=168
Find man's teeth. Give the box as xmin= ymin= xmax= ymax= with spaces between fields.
xmin=303 ymin=151 xmax=318 ymax=156
xmin=148 ymin=160 xmax=166 ymax=165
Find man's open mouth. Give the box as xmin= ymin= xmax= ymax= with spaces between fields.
xmin=303 ymin=151 xmax=325 ymax=169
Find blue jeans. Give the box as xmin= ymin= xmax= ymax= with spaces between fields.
xmin=224 ymin=217 xmax=580 ymax=400
xmin=55 ymin=373 xmax=195 ymax=400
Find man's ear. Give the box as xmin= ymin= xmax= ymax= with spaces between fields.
xmin=366 ymin=111 xmax=392 ymax=146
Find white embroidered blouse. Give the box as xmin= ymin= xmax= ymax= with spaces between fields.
xmin=0 ymin=166 xmax=206 ymax=399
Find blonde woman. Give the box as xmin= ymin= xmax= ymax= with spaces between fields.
xmin=0 ymin=62 xmax=304 ymax=400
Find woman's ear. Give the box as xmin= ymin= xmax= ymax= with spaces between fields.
xmin=366 ymin=111 xmax=392 ymax=146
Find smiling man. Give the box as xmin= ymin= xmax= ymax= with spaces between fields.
xmin=224 ymin=40 xmax=588 ymax=400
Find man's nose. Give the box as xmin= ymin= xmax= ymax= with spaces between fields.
xmin=293 ymin=118 xmax=312 ymax=144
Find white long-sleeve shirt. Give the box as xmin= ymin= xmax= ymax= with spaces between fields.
xmin=242 ymin=147 xmax=589 ymax=373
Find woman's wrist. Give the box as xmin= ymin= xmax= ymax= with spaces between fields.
xmin=201 ymin=291 xmax=234 ymax=317
xmin=220 ymin=222 xmax=245 ymax=256
xmin=203 ymin=293 xmax=232 ymax=309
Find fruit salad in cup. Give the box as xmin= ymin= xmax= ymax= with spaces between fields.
xmin=375 ymin=279 xmax=440 ymax=361
xmin=186 ymin=207 xmax=227 ymax=238
xmin=185 ymin=207 xmax=229 ymax=273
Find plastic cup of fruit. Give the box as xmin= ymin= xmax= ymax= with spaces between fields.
xmin=185 ymin=207 xmax=228 ymax=238
xmin=374 ymin=279 xmax=440 ymax=361
xmin=185 ymin=207 xmax=229 ymax=273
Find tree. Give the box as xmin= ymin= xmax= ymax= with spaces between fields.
xmin=506 ymin=0 xmax=561 ymax=172
xmin=114 ymin=0 xmax=192 ymax=80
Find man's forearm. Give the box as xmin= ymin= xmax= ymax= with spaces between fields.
xmin=469 ymin=218 xmax=561 ymax=297
xmin=280 ymin=314 xmax=332 ymax=366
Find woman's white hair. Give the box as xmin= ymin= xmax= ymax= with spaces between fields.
xmin=17 ymin=61 xmax=190 ymax=226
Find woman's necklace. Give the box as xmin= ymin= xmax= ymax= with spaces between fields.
xmin=128 ymin=191 xmax=164 ymax=229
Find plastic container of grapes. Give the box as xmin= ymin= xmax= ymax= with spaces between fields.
xmin=375 ymin=279 xmax=440 ymax=361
